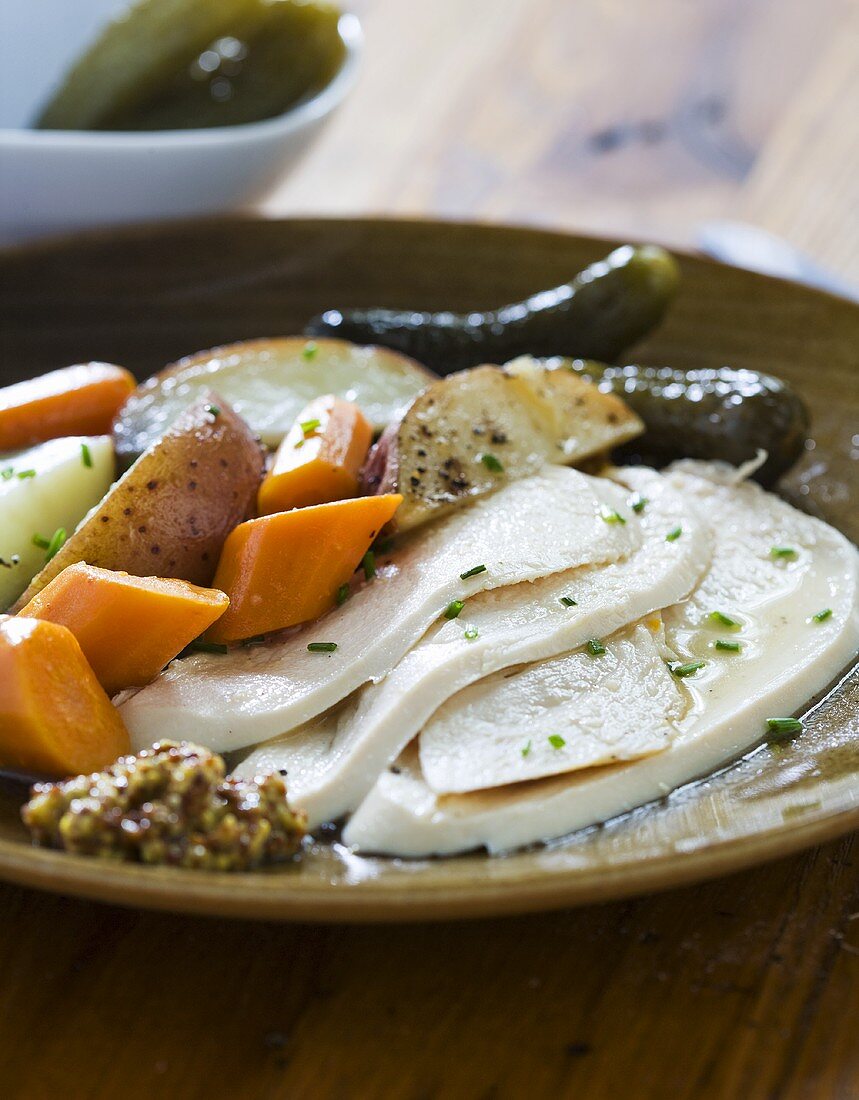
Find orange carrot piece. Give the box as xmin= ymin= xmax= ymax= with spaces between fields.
xmin=206 ymin=494 xmax=402 ymax=643
xmin=257 ymin=394 xmax=373 ymax=515
xmin=18 ymin=563 xmax=230 ymax=696
xmin=0 ymin=615 xmax=130 ymax=777
xmin=0 ymin=362 xmax=136 ymax=450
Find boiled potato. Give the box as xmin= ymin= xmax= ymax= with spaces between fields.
xmin=13 ymin=394 xmax=263 ymax=610
xmin=361 ymin=361 xmax=643 ymax=532
xmin=0 ymin=436 xmax=115 ymax=610
xmin=113 ymin=337 xmax=435 ymax=466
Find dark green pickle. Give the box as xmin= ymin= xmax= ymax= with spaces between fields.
xmin=548 ymin=358 xmax=809 ymax=485
xmin=305 ymin=245 xmax=680 ymax=375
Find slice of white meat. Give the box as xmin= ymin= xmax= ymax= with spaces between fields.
xmin=419 ymin=621 xmax=684 ymax=794
xmin=120 ymin=467 xmax=639 ymax=753
xmin=343 ymin=464 xmax=859 ymax=856
xmin=235 ymin=468 xmax=707 ymax=825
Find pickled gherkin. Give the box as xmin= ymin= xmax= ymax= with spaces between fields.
xmin=305 ymin=245 xmax=680 ymax=375
xmin=36 ymin=0 xmax=345 ymax=132
xmin=514 ymin=357 xmax=809 ymax=486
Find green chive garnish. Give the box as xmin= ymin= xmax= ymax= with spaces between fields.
xmin=307 ymin=642 xmax=338 ymax=653
xmin=770 ymin=546 xmax=797 ymax=560
xmin=80 ymin=442 xmax=93 ymax=468
xmin=630 ymin=493 xmax=648 ymax=514
xmin=335 ymin=583 xmax=350 ymax=606
xmin=559 ymin=595 xmax=577 ymax=607
xmin=708 ymin=610 xmax=741 ymax=630
xmin=44 ymin=527 xmax=67 ymax=561
xmin=713 ymin=640 xmax=741 ymax=653
xmin=302 ymin=341 xmax=318 ymax=360
xmin=444 ymin=599 xmax=464 ymax=620
xmin=464 ymin=625 xmax=479 ymax=641
xmin=204 ymin=404 xmax=220 ymax=418
xmin=548 ymin=734 xmax=566 ymax=749
xmin=666 ymin=526 xmax=682 ymax=542
xmin=599 ymin=505 xmax=626 ymax=525
xmin=668 ymin=659 xmax=705 ymax=678
xmin=810 ymin=608 xmax=832 ymax=623
xmin=1 ymin=467 xmax=14 ymax=480
xmin=16 ymin=469 xmax=36 ymax=479
xmin=460 ymin=564 xmax=487 ymax=580
xmin=766 ymin=717 xmax=803 ymax=738
xmin=479 ymin=453 xmax=503 ymax=473
xmin=300 ymin=417 xmax=322 ymax=436
xmin=191 ymin=640 xmax=229 ymax=655
xmin=31 ymin=533 xmax=50 ymax=550
xmin=362 ymin=550 xmax=376 ymax=580
xmin=586 ymin=638 xmax=606 ymax=657
xmin=521 ymin=740 xmax=532 ymax=758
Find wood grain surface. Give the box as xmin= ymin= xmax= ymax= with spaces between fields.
xmin=3 ymin=2 xmax=859 ymax=1098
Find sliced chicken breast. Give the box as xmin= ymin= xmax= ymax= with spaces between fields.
xmin=121 ymin=467 xmax=639 ymax=753
xmin=419 ymin=620 xmax=684 ymax=794
xmin=236 ymin=468 xmax=707 ymax=825
xmin=343 ymin=464 xmax=859 ymax=855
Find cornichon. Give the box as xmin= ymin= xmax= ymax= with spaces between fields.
xmin=35 ymin=0 xmax=344 ymax=132
xmin=305 ymin=245 xmax=680 ymax=374
xmin=519 ymin=357 xmax=809 ymax=485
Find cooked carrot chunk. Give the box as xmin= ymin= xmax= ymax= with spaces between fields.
xmin=206 ymin=494 xmax=402 ymax=643
xmin=18 ymin=564 xmax=229 ymax=696
xmin=0 ymin=615 xmax=130 ymax=777
xmin=257 ymin=394 xmax=373 ymax=515
xmin=0 ymin=362 xmax=136 ymax=450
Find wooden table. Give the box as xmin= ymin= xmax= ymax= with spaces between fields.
xmin=2 ymin=3 xmax=858 ymax=1096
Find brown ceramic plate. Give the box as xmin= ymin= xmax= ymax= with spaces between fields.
xmin=1 ymin=217 xmax=857 ymax=922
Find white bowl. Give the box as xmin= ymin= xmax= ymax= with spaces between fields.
xmin=0 ymin=0 xmax=361 ymax=242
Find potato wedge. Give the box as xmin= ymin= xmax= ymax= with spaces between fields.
xmin=113 ymin=337 xmax=435 ymax=466
xmin=13 ymin=394 xmax=263 ymax=609
xmin=360 ymin=361 xmax=643 ymax=532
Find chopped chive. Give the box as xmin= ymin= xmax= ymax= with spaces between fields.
xmin=810 ymin=608 xmax=832 ymax=623
xmin=479 ymin=453 xmax=504 ymax=473
xmin=713 ymin=639 xmax=741 ymax=653
xmin=31 ymin=533 xmax=51 ymax=550
xmin=307 ymin=641 xmax=338 ymax=653
xmin=630 ymin=492 xmax=648 ymax=514
xmin=191 ymin=640 xmax=229 ymax=655
xmin=204 ymin=404 xmax=220 ymax=418
xmin=521 ymin=740 xmax=532 ymax=758
xmin=80 ymin=442 xmax=93 ymax=468
xmin=242 ymin=635 xmax=268 ymax=647
xmin=559 ymin=595 xmax=577 ymax=608
xmin=362 ymin=550 xmax=376 ymax=580
xmin=666 ymin=526 xmax=682 ymax=542
xmin=302 ymin=341 xmax=318 ymax=360
xmin=599 ymin=504 xmax=626 ymax=525
xmin=548 ymin=734 xmax=566 ymax=750
xmin=294 ymin=438 xmax=305 ymax=449
xmin=708 ymin=610 xmax=741 ymax=630
xmin=464 ymin=625 xmax=479 ymax=641
xmin=766 ymin=716 xmax=803 ymax=738
xmin=1 ymin=467 xmax=14 ymax=480
xmin=300 ymin=417 xmax=322 ymax=436
xmin=586 ymin=638 xmax=606 ymax=657
xmin=770 ymin=546 xmax=797 ymax=560
xmin=44 ymin=527 xmax=67 ymax=561
xmin=444 ymin=599 xmax=465 ymax=620
xmin=335 ymin=583 xmax=351 ymax=606
xmin=667 ymin=659 xmax=705 ymax=678
xmin=16 ymin=469 xmax=36 ymax=479
xmin=460 ymin=564 xmax=487 ymax=580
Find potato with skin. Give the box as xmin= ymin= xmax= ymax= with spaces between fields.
xmin=12 ymin=394 xmax=264 ymax=610
xmin=361 ymin=361 xmax=643 ymax=532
